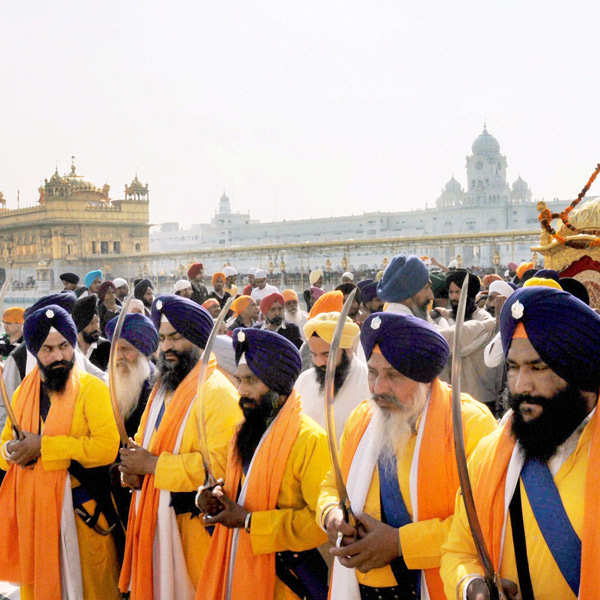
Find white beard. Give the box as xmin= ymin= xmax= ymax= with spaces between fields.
xmin=368 ymin=383 xmax=428 ymax=470
xmin=111 ymin=356 xmax=151 ymax=421
xmin=285 ymin=310 xmax=302 ymax=326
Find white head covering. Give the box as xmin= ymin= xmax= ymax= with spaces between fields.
xmin=488 ymin=280 xmax=514 ymax=298
xmin=254 ymin=269 xmax=267 ymax=279
xmin=223 ymin=266 xmax=237 ymax=277
xmin=484 ymin=331 xmax=504 ymax=368
xmin=341 ymin=271 xmax=354 ymax=281
xmin=309 ymin=269 xmax=323 ymax=285
xmin=173 ymin=279 xmax=192 ymax=293
xmin=113 ymin=277 xmax=127 ymax=288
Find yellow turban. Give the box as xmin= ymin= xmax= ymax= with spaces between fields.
xmin=282 ymin=289 xmax=298 ymax=303
xmin=523 ymin=277 xmax=563 ymax=290
xmin=309 ymin=290 xmax=343 ymax=318
xmin=2 ymin=307 xmax=25 ymax=324
xmin=303 ymin=311 xmax=360 ymax=349
xmin=231 ymin=295 xmax=253 ymax=315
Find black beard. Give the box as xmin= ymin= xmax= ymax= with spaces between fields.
xmin=451 ymin=297 xmax=477 ymax=321
xmin=157 ymin=348 xmax=200 ymax=391
xmin=314 ymin=350 xmax=352 ymax=395
xmin=143 ymin=298 xmax=153 ymax=308
xmin=82 ymin=330 xmax=100 ymax=344
xmin=486 ymin=305 xmax=495 ymax=317
xmin=509 ymin=385 xmax=591 ymax=461
xmin=235 ymin=390 xmax=281 ymax=468
xmin=267 ymin=315 xmax=283 ymax=328
xmin=39 ymin=358 xmax=75 ymax=392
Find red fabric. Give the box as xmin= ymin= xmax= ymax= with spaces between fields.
xmin=260 ymin=292 xmax=284 ymax=315
xmin=187 ymin=263 xmax=203 ymax=279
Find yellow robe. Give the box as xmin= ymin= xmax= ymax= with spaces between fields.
xmin=440 ymin=418 xmax=593 ymax=600
xmin=317 ymin=396 xmax=497 ymax=588
xmin=134 ymin=367 xmax=242 ymax=587
xmin=242 ymin=413 xmax=330 ymax=600
xmin=0 ymin=371 xmax=121 ymax=600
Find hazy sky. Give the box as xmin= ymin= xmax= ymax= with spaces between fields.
xmin=1 ymin=1 xmax=599 ymax=226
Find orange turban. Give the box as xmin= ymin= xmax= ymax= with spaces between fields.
xmin=516 ymin=261 xmax=535 ymax=280
xmin=482 ymin=273 xmax=502 ymax=288
xmin=202 ymin=298 xmax=220 ymax=310
xmin=2 ymin=307 xmax=25 ymax=324
xmin=231 ymin=295 xmax=253 ymax=315
xmin=212 ymin=272 xmax=226 ymax=286
xmin=282 ymin=289 xmax=298 ymax=303
xmin=309 ymin=290 xmax=343 ymax=319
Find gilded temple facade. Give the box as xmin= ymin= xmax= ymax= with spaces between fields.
xmin=0 ymin=162 xmax=149 ymax=286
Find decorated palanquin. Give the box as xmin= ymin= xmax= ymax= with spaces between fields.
xmin=534 ymin=165 xmax=600 ymax=307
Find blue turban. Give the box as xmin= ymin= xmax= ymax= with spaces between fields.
xmin=232 ymin=328 xmax=301 ymax=396
xmin=361 ymin=312 xmax=449 ymax=383
xmin=23 ymin=304 xmax=77 ymax=355
xmin=500 ymin=286 xmax=600 ymax=391
xmin=25 ymin=291 xmax=77 ymax=318
xmin=151 ymin=294 xmax=213 ymax=348
xmin=84 ymin=269 xmax=103 ymax=288
xmin=357 ymin=279 xmax=378 ymax=303
xmin=376 ymin=255 xmax=429 ymax=302
xmin=534 ymin=268 xmax=560 ymax=283
xmin=105 ymin=313 xmax=159 ymax=357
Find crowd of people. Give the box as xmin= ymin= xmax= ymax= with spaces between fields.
xmin=0 ymin=254 xmax=597 ymax=600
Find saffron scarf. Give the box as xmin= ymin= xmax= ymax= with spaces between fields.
xmin=339 ymin=378 xmax=461 ymax=599
xmin=119 ymin=359 xmax=215 ymax=598
xmin=0 ymin=365 xmax=79 ymax=599
xmin=470 ymin=410 xmax=600 ymax=599
xmin=199 ymin=391 xmax=302 ymax=600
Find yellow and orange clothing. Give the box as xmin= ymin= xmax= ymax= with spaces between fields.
xmin=121 ymin=358 xmax=241 ymax=597
xmin=317 ymin=379 xmax=496 ymax=598
xmin=201 ymin=393 xmax=329 ymax=600
xmin=440 ymin=411 xmax=600 ymax=600
xmin=0 ymin=367 xmax=120 ymax=600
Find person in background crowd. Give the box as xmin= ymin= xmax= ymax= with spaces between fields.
xmin=256 ymin=292 xmax=303 ymax=349
xmin=173 ymin=278 xmax=193 ymax=298
xmin=198 ymin=327 xmax=330 ymax=600
xmin=296 ymin=311 xmax=368 ymax=440
xmin=128 ymin=298 xmax=146 ymax=314
xmin=112 ymin=277 xmax=129 ymax=302
xmin=357 ymin=279 xmax=384 ymax=314
xmin=0 ymin=304 xmax=121 ymax=599
xmin=242 ymin=270 xmax=256 ymax=296
xmin=209 ymin=272 xmax=231 ymax=308
xmin=250 ymin=269 xmax=279 ymax=303
xmin=98 ymin=281 xmax=120 ymax=336
xmin=188 ymin=262 xmax=209 ymax=305
xmin=304 ymin=269 xmax=325 ymax=312
xmin=341 ymin=271 xmax=354 ymax=284
xmin=335 ymin=283 xmax=362 ymax=321
xmin=73 ymin=295 xmax=111 ymax=372
xmin=228 ymin=295 xmax=259 ymax=331
xmin=224 ymin=265 xmax=238 ymax=297
xmin=134 ymin=279 xmax=154 ymax=315
xmin=118 ymin=295 xmax=241 ymax=598
xmin=282 ymin=289 xmax=308 ymax=333
xmin=0 ymin=307 xmax=25 ymax=359
xmin=203 ymin=298 xmax=222 ymax=319
xmin=83 ymin=269 xmax=103 ymax=296
xmin=59 ymin=272 xmax=79 ymax=292
xmin=441 ymin=286 xmax=600 ymax=600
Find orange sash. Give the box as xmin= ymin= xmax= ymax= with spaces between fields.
xmin=119 ymin=359 xmax=215 ymax=598
xmin=199 ymin=391 xmax=302 ymax=600
xmin=470 ymin=410 xmax=600 ymax=599
xmin=0 ymin=365 xmax=79 ymax=599
xmin=340 ymin=379 xmax=461 ymax=599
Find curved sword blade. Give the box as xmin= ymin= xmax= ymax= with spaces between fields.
xmin=108 ymin=294 xmax=134 ymax=446
xmin=324 ymin=288 xmax=357 ymax=525
xmin=0 ymin=363 xmax=23 ymax=440
xmin=195 ymin=296 xmax=234 ymax=485
xmin=451 ymin=275 xmax=505 ymax=599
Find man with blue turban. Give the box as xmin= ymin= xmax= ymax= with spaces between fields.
xmin=118 ymin=295 xmax=241 ymax=598
xmin=442 ymin=287 xmax=600 ymax=600
xmin=320 ymin=312 xmax=496 ymax=600
xmin=198 ymin=328 xmax=330 ymax=599
xmin=83 ymin=269 xmax=103 ymax=295
xmin=0 ymin=304 xmax=121 ymax=598
xmin=357 ymin=279 xmax=384 ymax=314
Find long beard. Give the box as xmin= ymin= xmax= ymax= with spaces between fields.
xmin=157 ymin=348 xmax=200 ymax=391
xmin=39 ymin=358 xmax=75 ymax=393
xmin=368 ymin=384 xmax=428 ymax=471
xmin=314 ymin=351 xmax=352 ymax=395
xmin=112 ymin=356 xmax=151 ymax=420
xmin=235 ymin=390 xmax=282 ymax=468
xmin=509 ymin=385 xmax=591 ymax=461
xmin=451 ymin=297 xmax=477 ymax=321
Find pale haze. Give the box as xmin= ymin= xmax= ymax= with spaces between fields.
xmin=1 ymin=1 xmax=598 ymax=226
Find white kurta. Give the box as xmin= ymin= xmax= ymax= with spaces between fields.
xmin=295 ymin=356 xmax=370 ymax=442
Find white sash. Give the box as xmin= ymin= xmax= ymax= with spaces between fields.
xmin=330 ymin=398 xmax=431 ymax=600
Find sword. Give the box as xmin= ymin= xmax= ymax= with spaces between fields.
xmin=0 ymin=363 xmax=23 ymax=440
xmin=0 ymin=270 xmax=11 ymax=314
xmin=451 ymin=275 xmax=506 ymax=600
xmin=108 ymin=294 xmax=134 ymax=446
xmin=195 ymin=296 xmax=234 ymax=487
xmin=324 ymin=288 xmax=357 ymax=530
